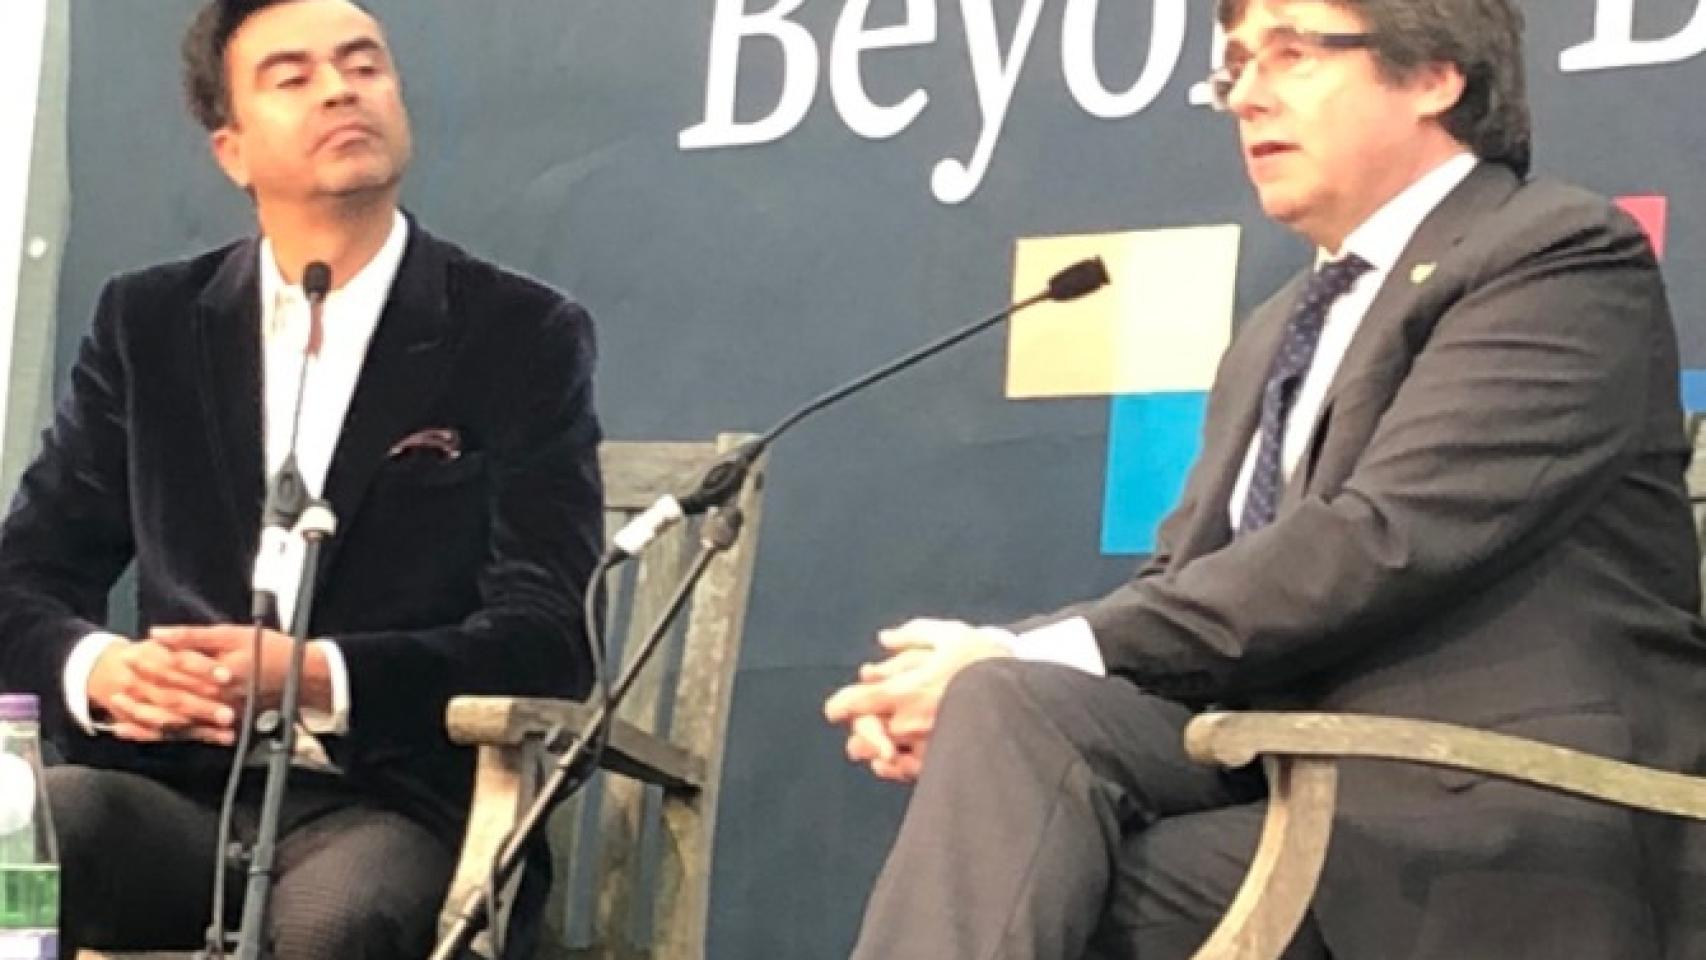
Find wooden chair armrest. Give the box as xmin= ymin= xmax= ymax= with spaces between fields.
xmin=1188 ymin=757 xmax=1340 ymax=960
xmin=447 ymin=695 xmax=706 ymax=793
xmin=442 ymin=740 xmax=536 ymax=952
xmin=1183 ymin=709 xmax=1706 ymax=959
xmin=1185 ymin=711 xmax=1706 ymax=819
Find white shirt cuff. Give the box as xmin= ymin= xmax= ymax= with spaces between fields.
xmin=63 ymin=631 xmax=129 ymax=734
xmin=299 ymin=639 xmax=351 ymax=735
xmin=999 ymin=617 xmax=1107 ymax=676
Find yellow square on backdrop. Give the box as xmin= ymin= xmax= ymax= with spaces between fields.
xmin=1007 ymin=225 xmax=1241 ymax=398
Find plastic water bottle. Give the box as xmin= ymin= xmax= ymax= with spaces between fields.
xmin=0 ymin=694 xmax=57 ymax=960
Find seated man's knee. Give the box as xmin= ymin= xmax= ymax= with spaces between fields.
xmin=44 ymin=766 xmax=124 ymax=867
xmin=270 ymin=827 xmax=450 ymax=960
xmin=271 ymin=886 xmax=428 ymax=960
xmin=939 ymin=656 xmax=1036 ymax=729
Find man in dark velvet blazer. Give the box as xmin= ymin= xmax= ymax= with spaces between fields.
xmin=825 ymin=1 xmax=1706 ymax=958
xmin=0 ymin=2 xmax=600 ymax=958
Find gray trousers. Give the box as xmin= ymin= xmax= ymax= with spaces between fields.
xmin=850 ymin=659 xmax=1331 ymax=960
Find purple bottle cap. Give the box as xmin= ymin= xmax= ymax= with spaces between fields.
xmin=0 ymin=693 xmax=40 ymax=721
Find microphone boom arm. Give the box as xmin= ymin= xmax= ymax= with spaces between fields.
xmin=616 ymin=255 xmax=1109 ymax=556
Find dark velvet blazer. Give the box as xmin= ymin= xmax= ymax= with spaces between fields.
xmin=1025 ymin=164 xmax=1706 ymax=957
xmin=0 ymin=219 xmax=603 ymax=834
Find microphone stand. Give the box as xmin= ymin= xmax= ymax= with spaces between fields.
xmin=429 ymin=254 xmax=1108 ymax=958
xmin=200 ymin=262 xmax=337 ymax=960
xmin=429 ymin=505 xmax=745 ymax=960
xmin=232 ymin=493 xmax=337 ymax=960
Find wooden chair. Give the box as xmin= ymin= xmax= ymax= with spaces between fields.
xmin=81 ymin=434 xmax=765 ymax=960
xmin=1183 ymin=414 xmax=1706 ymax=960
xmin=442 ymin=433 xmax=765 ymax=960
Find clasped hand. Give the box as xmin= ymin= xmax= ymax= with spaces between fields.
xmin=822 ymin=617 xmax=1011 ymax=783
xmin=86 ymin=625 xmax=330 ymax=746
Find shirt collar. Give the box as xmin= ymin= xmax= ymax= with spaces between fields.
xmin=1321 ymin=152 xmax=1478 ymax=272
xmin=258 ymin=209 xmax=409 ymax=321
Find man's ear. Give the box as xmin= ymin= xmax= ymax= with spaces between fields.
xmin=1412 ymin=61 xmax=1468 ymax=122
xmin=209 ymin=126 xmax=250 ymax=191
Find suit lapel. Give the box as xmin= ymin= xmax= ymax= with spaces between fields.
xmin=194 ymin=239 xmax=267 ymax=563
xmin=316 ymin=223 xmax=461 ymax=578
xmin=1287 ymin=162 xmax=1522 ymax=497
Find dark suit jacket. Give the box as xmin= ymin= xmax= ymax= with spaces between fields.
xmin=1028 ymin=164 xmax=1706 ymax=957
xmin=0 ymin=219 xmax=603 ymax=836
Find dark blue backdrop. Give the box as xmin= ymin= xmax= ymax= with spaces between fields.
xmin=44 ymin=2 xmax=1706 ymax=956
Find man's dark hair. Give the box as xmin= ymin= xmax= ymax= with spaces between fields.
xmin=182 ymin=1 xmax=278 ymax=131
xmin=1216 ymin=0 xmax=1532 ymax=177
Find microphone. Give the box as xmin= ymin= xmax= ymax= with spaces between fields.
xmin=302 ymin=261 xmax=331 ymax=357
xmin=1048 ymin=257 xmax=1110 ymax=301
xmin=250 ymin=261 xmax=333 ymax=621
xmin=607 ymin=256 xmax=1111 ymax=561
xmin=303 ymin=262 xmax=332 ymax=297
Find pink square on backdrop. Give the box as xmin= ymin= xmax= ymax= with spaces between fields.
xmin=1616 ymin=195 xmax=1668 ymax=260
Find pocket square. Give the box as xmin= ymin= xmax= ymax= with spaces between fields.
xmin=387 ymin=427 xmax=463 ymax=460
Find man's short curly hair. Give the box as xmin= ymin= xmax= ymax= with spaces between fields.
xmin=182 ymin=1 xmax=275 ymax=131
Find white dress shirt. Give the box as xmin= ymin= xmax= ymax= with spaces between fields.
xmin=1008 ymin=153 xmax=1480 ymax=675
xmin=63 ymin=211 xmax=410 ymax=746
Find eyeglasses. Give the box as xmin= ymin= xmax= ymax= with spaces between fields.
xmin=1207 ymin=27 xmax=1376 ymax=112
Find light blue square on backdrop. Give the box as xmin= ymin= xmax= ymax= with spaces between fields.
xmin=1682 ymin=370 xmax=1706 ymax=411
xmin=1102 ymin=392 xmax=1210 ymax=555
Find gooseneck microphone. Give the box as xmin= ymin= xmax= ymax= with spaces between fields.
xmin=250 ymin=261 xmax=332 ymax=621
xmin=607 ymin=256 xmax=1111 ymax=561
xmin=205 ymin=260 xmax=334 ymax=960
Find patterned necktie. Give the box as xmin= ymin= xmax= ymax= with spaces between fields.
xmin=1237 ymin=254 xmax=1372 ymax=535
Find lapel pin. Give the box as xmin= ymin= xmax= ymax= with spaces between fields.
xmin=1410 ymin=263 xmax=1436 ymax=285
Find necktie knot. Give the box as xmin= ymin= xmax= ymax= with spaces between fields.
xmin=1294 ymin=254 xmax=1372 ymax=329
xmin=1309 ymin=253 xmax=1372 ymax=304
xmin=1275 ymin=253 xmax=1373 ymax=373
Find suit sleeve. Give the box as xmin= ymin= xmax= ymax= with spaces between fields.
xmin=1068 ymin=201 xmax=1664 ymax=701
xmin=0 ymin=279 xmax=137 ymax=732
xmin=330 ymin=300 xmax=603 ymax=750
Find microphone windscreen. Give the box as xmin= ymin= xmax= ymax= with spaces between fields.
xmin=1046 ymin=257 xmax=1110 ymax=302
xmin=303 ymin=261 xmax=333 ymax=301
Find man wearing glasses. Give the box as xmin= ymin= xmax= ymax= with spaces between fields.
xmin=826 ymin=0 xmax=1706 ymax=957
